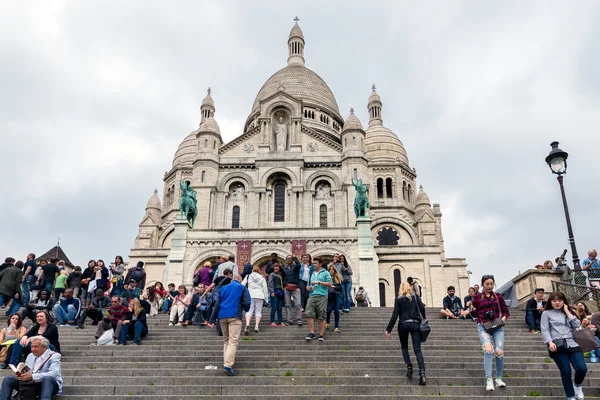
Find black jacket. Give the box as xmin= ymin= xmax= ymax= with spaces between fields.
xmin=525 ymin=297 xmax=545 ymax=321
xmin=386 ymin=295 xmax=426 ymax=333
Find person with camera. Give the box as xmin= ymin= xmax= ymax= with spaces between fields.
xmin=385 ymin=282 xmax=427 ymax=386
xmin=471 ymin=275 xmax=510 ymax=391
xmin=541 ymin=291 xmax=587 ymax=400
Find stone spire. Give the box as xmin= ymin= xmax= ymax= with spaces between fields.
xmin=287 ymin=17 xmax=305 ymax=66
xmin=200 ymin=87 xmax=215 ymax=123
xmin=367 ymin=84 xmax=383 ymax=127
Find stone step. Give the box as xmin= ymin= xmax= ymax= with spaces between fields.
xmin=56 ymin=396 xmax=570 ymax=400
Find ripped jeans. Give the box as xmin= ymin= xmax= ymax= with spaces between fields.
xmin=476 ymin=323 xmax=504 ymax=379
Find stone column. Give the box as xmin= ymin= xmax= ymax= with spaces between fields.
xmin=356 ymin=216 xmax=379 ymax=307
xmin=164 ymin=216 xmax=189 ymax=285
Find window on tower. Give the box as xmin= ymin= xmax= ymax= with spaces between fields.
xmin=319 ymin=204 xmax=327 ymax=228
xmin=376 ymin=178 xmax=384 ymax=199
xmin=232 ymin=206 xmax=240 ymax=229
xmin=386 ymin=178 xmax=393 ymax=198
xmin=274 ymin=182 xmax=285 ymax=222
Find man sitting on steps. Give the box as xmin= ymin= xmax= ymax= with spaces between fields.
xmin=525 ymin=288 xmax=546 ymax=333
xmin=76 ymin=289 xmax=110 ymax=329
xmin=440 ymin=286 xmax=468 ymax=319
xmin=53 ymin=288 xmax=81 ymax=326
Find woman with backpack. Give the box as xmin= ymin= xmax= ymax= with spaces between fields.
xmin=326 ymin=265 xmax=342 ymax=333
xmin=386 ymin=282 xmax=427 ymax=385
xmin=242 ymin=265 xmax=269 ymax=334
xmin=541 ymin=291 xmax=587 ymax=400
xmin=268 ymin=264 xmax=285 ymax=326
xmin=355 ymin=286 xmax=370 ymax=307
xmin=471 ymin=274 xmax=510 ymax=391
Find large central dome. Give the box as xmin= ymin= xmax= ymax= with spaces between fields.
xmin=251 ymin=64 xmax=342 ymax=121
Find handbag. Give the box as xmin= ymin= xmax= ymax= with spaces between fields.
xmin=285 ymin=283 xmax=298 ymax=291
xmin=482 ymin=294 xmax=505 ymax=333
xmin=573 ymin=327 xmax=600 ymax=353
xmin=274 ymin=289 xmax=285 ymax=298
xmin=415 ymin=295 xmax=431 ymax=342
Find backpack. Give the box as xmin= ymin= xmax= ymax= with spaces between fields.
xmin=129 ymin=267 xmax=144 ymax=284
xmin=355 ymin=289 xmax=366 ymax=301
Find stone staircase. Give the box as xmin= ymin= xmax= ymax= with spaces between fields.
xmin=1 ymin=307 xmax=598 ymax=399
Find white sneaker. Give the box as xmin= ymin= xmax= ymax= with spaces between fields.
xmin=176 ymin=322 xmax=183 ymax=326
xmin=495 ymin=378 xmax=506 ymax=388
xmin=486 ymin=378 xmax=495 ymax=391
xmin=254 ymin=325 xmax=259 ymax=333
xmin=168 ymin=322 xmax=173 ymax=326
xmin=574 ymin=384 xmax=584 ymax=399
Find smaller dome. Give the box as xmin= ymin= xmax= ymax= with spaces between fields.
xmin=415 ymin=185 xmax=431 ymax=208
xmin=146 ymin=189 xmax=162 ymax=211
xmin=364 ymin=125 xmax=409 ymax=165
xmin=289 ymin=21 xmax=304 ymax=40
xmin=368 ymin=85 xmax=381 ymax=105
xmin=199 ymin=117 xmax=221 ymax=135
xmin=342 ymin=108 xmax=363 ymax=132
xmin=201 ymin=88 xmax=214 ymax=108
xmin=172 ymin=131 xmax=198 ymax=167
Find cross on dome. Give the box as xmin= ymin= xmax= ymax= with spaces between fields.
xmin=293 ymin=16 xmax=299 ymax=23
xmin=372 ymin=84 xmax=376 ymax=90
xmin=350 ymin=107 xmax=354 ymax=114
xmin=207 ymin=87 xmax=211 ymax=95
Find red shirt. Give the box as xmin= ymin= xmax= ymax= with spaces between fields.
xmin=472 ymin=292 xmax=510 ymax=324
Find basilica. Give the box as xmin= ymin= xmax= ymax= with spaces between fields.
xmin=129 ymin=20 xmax=468 ymax=307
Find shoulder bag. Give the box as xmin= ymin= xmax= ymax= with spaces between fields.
xmin=482 ymin=293 xmax=505 ymax=333
xmin=415 ymin=295 xmax=431 ymax=342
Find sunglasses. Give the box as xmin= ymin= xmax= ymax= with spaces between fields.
xmin=482 ymin=275 xmax=494 ymax=281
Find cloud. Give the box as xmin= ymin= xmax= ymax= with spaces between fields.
xmin=1 ymin=1 xmax=599 ymax=293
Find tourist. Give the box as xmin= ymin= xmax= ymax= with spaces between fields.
xmin=212 ymin=274 xmax=250 ymax=376
xmin=463 ymin=287 xmax=477 ymax=320
xmin=80 ymin=260 xmax=96 ymax=308
xmin=386 ymin=281 xmax=427 ymax=385
xmin=525 ymin=288 xmax=546 ymax=333
xmin=186 ymin=283 xmax=210 ymax=325
xmin=110 ymin=255 xmax=126 ymax=297
xmin=53 ymin=288 xmax=81 ymax=326
xmin=94 ymin=296 xmax=128 ymax=343
xmin=0 ymin=258 xmax=15 ymax=274
xmin=198 ymin=261 xmax=214 ymax=287
xmin=93 ymin=259 xmax=110 ymax=292
xmin=298 ymin=254 xmax=313 ymax=310
xmin=282 ymin=256 xmax=302 ymax=326
xmin=214 ymin=255 xmax=238 ymax=280
xmin=20 ymin=290 xmax=53 ymax=323
xmin=169 ymin=285 xmax=191 ymax=326
xmin=241 ymin=262 xmax=253 ymax=280
xmin=143 ymin=286 xmax=160 ymax=317
xmin=473 ymin=284 xmax=480 ymax=294
xmin=161 ymin=283 xmax=177 ymax=313
xmin=0 ymin=314 xmax=26 ymax=369
xmin=265 ymin=253 xmax=279 ymax=275
xmin=541 ymin=291 xmax=587 ymax=400
xmin=407 ymin=277 xmax=422 ymax=298
xmin=124 ymin=261 xmax=147 ymax=290
xmin=117 ymin=298 xmax=148 ymax=345
xmin=53 ymin=270 xmax=68 ymax=301
xmin=76 ymin=289 xmax=110 ymax=329
xmin=354 ymin=286 xmax=371 ymax=307
xmin=6 ymin=310 xmax=61 ymax=370
xmin=37 ymin=258 xmax=60 ymax=296
xmin=66 ymin=265 xmax=83 ymax=299
xmin=472 ymin=275 xmax=509 ymax=391
xmin=21 ymin=253 xmax=37 ymax=306
xmin=582 ymin=249 xmax=600 ymax=271
xmin=121 ymin=279 xmax=142 ymax=305
xmin=0 ymin=260 xmax=23 ymax=314
xmin=242 ymin=265 xmax=269 ymax=334
xmin=326 ymin=264 xmax=342 ymax=333
xmin=338 ymin=255 xmax=353 ymax=313
xmin=268 ymin=263 xmax=285 ymax=326
xmin=0 ymin=335 xmax=62 ymax=400
xmin=208 ymin=269 xmax=233 ymax=336
xmin=440 ymin=286 xmax=467 ymax=319
xmin=304 ymin=257 xmax=332 ymax=341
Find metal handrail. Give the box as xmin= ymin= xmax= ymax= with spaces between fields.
xmin=551 ymin=279 xmax=600 ymax=312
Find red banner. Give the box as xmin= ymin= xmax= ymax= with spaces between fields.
xmin=237 ymin=240 xmax=252 ymax=266
xmin=291 ymin=240 xmax=306 ymax=258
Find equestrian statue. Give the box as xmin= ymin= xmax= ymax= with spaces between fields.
xmin=179 ymin=180 xmax=198 ymax=228
xmin=352 ymin=177 xmax=370 ymax=218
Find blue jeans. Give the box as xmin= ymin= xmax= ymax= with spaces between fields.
xmin=5 ymin=298 xmax=21 ymax=317
xmin=44 ymin=281 xmax=54 ymax=295
xmin=162 ymin=298 xmax=173 ymax=313
xmin=9 ymin=341 xmax=55 ymax=367
xmin=54 ymin=303 xmax=77 ymax=325
xmin=341 ymin=280 xmax=352 ymax=309
xmin=476 ymin=324 xmax=505 ymax=379
xmin=270 ymin=295 xmax=283 ymax=323
xmin=0 ymin=295 xmax=7 ymax=308
xmin=22 ymin=275 xmax=34 ymax=306
xmin=110 ymin=278 xmax=124 ymax=297
xmin=526 ymin=310 xmax=540 ymax=331
xmin=119 ymin=321 xmax=147 ymax=344
xmin=326 ymin=294 xmax=340 ymax=328
xmin=550 ymin=349 xmax=587 ymax=398
xmin=0 ymin=375 xmax=59 ymax=400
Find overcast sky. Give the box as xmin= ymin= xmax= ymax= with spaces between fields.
xmin=1 ymin=1 xmax=599 ymax=292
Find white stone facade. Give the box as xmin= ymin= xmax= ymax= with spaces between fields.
xmin=129 ymin=21 xmax=469 ymax=308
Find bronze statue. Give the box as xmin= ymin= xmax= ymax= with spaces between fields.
xmin=352 ymin=177 xmax=370 ymax=218
xmin=179 ymin=180 xmax=198 ymax=228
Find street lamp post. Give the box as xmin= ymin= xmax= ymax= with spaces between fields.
xmin=545 ymin=141 xmax=581 ymax=271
